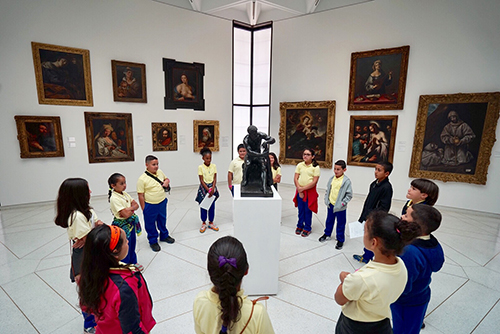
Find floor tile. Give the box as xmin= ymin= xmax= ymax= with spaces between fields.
xmin=0 ymin=287 xmax=39 ymax=334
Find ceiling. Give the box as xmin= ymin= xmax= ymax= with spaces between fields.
xmin=152 ymin=0 xmax=373 ymax=25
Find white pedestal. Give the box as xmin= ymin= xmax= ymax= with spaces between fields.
xmin=233 ymin=185 xmax=281 ymax=295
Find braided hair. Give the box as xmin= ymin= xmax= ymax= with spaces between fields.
xmin=107 ymin=173 xmax=124 ymax=202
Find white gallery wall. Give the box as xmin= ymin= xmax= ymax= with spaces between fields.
xmin=271 ymin=0 xmax=500 ymax=214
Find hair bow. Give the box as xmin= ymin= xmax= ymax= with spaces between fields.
xmin=218 ymin=255 xmax=237 ymax=269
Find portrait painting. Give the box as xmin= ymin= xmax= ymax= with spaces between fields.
xmin=152 ymin=122 xmax=177 ymax=151
xmin=347 ymin=115 xmax=398 ymax=167
xmin=409 ymin=92 xmax=500 ymax=185
xmin=31 ymin=42 xmax=93 ymax=106
xmin=111 ymin=60 xmax=147 ymax=103
xmin=279 ymin=100 xmax=335 ymax=168
xmin=14 ymin=115 xmax=64 ymax=158
xmin=84 ymin=112 xmax=134 ymax=164
xmin=193 ymin=120 xmax=219 ymax=152
xmin=348 ymin=45 xmax=409 ymax=110
xmin=163 ymin=58 xmax=205 ymax=110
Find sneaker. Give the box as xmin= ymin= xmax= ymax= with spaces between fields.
xmin=421 ymin=322 xmax=426 ymax=329
xmin=208 ymin=222 xmax=219 ymax=231
xmin=84 ymin=327 xmax=96 ymax=334
xmin=295 ymin=227 xmax=303 ymax=235
xmin=335 ymin=241 xmax=344 ymax=250
xmin=319 ymin=234 xmax=331 ymax=242
xmin=353 ymin=254 xmax=369 ymax=263
xmin=133 ymin=263 xmax=144 ymax=272
xmin=200 ymin=223 xmax=207 ymax=233
xmin=160 ymin=236 xmax=175 ymax=244
xmin=150 ymin=243 xmax=161 ymax=252
xmin=301 ymin=230 xmax=311 ymax=237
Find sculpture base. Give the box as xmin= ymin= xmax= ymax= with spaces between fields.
xmin=241 ymin=182 xmax=274 ymax=197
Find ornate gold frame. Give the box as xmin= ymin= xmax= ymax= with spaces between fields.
xmin=152 ymin=122 xmax=177 ymax=151
xmin=409 ymin=92 xmax=500 ymax=184
xmin=193 ymin=120 xmax=219 ymax=152
xmin=14 ymin=115 xmax=65 ymax=158
xmin=279 ymin=100 xmax=336 ymax=168
xmin=111 ymin=60 xmax=147 ymax=103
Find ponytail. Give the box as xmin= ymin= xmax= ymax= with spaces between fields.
xmin=304 ymin=148 xmax=319 ymax=167
xmin=107 ymin=173 xmax=124 ymax=202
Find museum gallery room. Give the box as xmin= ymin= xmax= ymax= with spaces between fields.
xmin=1 ymin=0 xmax=500 ymax=333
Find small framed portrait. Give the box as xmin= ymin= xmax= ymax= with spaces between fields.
xmin=84 ymin=112 xmax=134 ymax=164
xmin=193 ymin=120 xmax=219 ymax=152
xmin=409 ymin=92 xmax=500 ymax=185
xmin=31 ymin=42 xmax=93 ymax=106
xmin=111 ymin=60 xmax=147 ymax=103
xmin=347 ymin=115 xmax=398 ymax=167
xmin=163 ymin=58 xmax=205 ymax=110
xmin=152 ymin=122 xmax=177 ymax=151
xmin=348 ymin=45 xmax=409 ymax=110
xmin=14 ymin=115 xmax=64 ymax=158
xmin=279 ymin=100 xmax=336 ymax=168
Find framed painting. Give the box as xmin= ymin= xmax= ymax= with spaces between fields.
xmin=84 ymin=112 xmax=134 ymax=163
xmin=163 ymin=58 xmax=205 ymax=110
xmin=193 ymin=120 xmax=219 ymax=152
xmin=31 ymin=42 xmax=93 ymax=106
xmin=279 ymin=100 xmax=335 ymax=168
xmin=348 ymin=45 xmax=409 ymax=110
xmin=111 ymin=60 xmax=147 ymax=103
xmin=14 ymin=115 xmax=64 ymax=158
xmin=152 ymin=122 xmax=177 ymax=151
xmin=347 ymin=115 xmax=398 ymax=167
xmin=409 ymin=92 xmax=500 ymax=185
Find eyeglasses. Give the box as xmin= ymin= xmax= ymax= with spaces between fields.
xmin=303 ymin=153 xmax=312 ymax=156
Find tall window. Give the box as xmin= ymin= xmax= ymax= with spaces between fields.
xmin=232 ymin=21 xmax=272 ymax=155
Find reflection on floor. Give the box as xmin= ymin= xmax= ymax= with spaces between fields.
xmin=1 ymin=184 xmax=499 ymax=333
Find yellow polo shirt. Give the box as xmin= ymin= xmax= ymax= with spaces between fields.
xmin=228 ymin=157 xmax=244 ymax=185
xmin=329 ymin=174 xmax=344 ymax=205
xmin=136 ymin=169 xmax=167 ymax=204
xmin=198 ymin=163 xmax=217 ymax=184
xmin=271 ymin=166 xmax=281 ymax=181
xmin=67 ymin=209 xmax=98 ymax=240
xmin=295 ymin=162 xmax=321 ymax=187
xmin=110 ymin=190 xmax=134 ymax=219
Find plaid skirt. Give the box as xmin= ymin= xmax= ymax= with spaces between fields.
xmin=195 ymin=183 xmax=219 ymax=204
xmin=112 ymin=213 xmax=142 ymax=238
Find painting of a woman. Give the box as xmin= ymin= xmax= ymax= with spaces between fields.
xmin=94 ymin=124 xmax=127 ymax=157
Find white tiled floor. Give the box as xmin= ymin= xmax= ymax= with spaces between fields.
xmin=1 ymin=183 xmax=499 ymax=334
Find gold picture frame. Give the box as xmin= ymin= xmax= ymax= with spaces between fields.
xmin=152 ymin=122 xmax=177 ymax=151
xmin=14 ymin=115 xmax=65 ymax=158
xmin=31 ymin=42 xmax=93 ymax=106
xmin=409 ymin=92 xmax=500 ymax=184
xmin=111 ymin=60 xmax=147 ymax=103
xmin=279 ymin=100 xmax=336 ymax=168
xmin=193 ymin=120 xmax=219 ymax=152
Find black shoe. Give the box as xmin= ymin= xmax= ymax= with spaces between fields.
xmin=335 ymin=241 xmax=344 ymax=250
xmin=318 ymin=234 xmax=331 ymax=242
xmin=421 ymin=322 xmax=425 ymax=329
xmin=295 ymin=228 xmax=303 ymax=235
xmin=160 ymin=236 xmax=175 ymax=244
xmin=150 ymin=243 xmax=161 ymax=252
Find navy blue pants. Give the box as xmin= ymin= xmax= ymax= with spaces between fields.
xmin=143 ymin=198 xmax=169 ymax=244
xmin=296 ymin=193 xmax=313 ymax=232
xmin=324 ymin=204 xmax=347 ymax=242
xmin=200 ymin=202 xmax=215 ymax=222
xmin=391 ymin=302 xmax=428 ymax=334
xmin=121 ymin=225 xmax=137 ymax=264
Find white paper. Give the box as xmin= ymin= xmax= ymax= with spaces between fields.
xmin=349 ymin=221 xmax=365 ymax=239
xmin=199 ymin=193 xmax=216 ymax=210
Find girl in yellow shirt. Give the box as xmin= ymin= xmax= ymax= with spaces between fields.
xmin=196 ymin=148 xmax=220 ymax=233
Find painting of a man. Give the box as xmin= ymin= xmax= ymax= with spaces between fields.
xmin=198 ymin=126 xmax=214 ymax=148
xmin=117 ymin=66 xmax=141 ymax=98
xmin=40 ymin=54 xmax=86 ymax=100
xmin=159 ymin=128 xmax=172 ymax=146
xmin=440 ymin=111 xmax=475 ymax=166
xmin=27 ymin=122 xmax=56 ymax=152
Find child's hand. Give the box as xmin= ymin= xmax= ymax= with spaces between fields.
xmin=163 ymin=178 xmax=170 ymax=188
xmin=339 ymin=271 xmax=350 ymax=283
xmin=72 ymin=238 xmax=85 ymax=249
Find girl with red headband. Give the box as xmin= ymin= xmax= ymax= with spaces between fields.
xmin=79 ymin=224 xmax=156 ymax=334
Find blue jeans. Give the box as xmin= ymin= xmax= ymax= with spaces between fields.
xmin=121 ymin=225 xmax=137 ymax=264
xmin=143 ymin=198 xmax=169 ymax=244
xmin=82 ymin=311 xmax=96 ymax=329
xmin=324 ymin=204 xmax=347 ymax=242
xmin=200 ymin=202 xmax=215 ymax=222
xmin=391 ymin=302 xmax=428 ymax=334
xmin=296 ymin=193 xmax=313 ymax=231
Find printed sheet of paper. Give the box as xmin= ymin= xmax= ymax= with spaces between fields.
xmin=199 ymin=193 xmax=216 ymax=210
xmin=349 ymin=221 xmax=365 ymax=239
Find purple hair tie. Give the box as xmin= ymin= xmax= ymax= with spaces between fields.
xmin=218 ymin=255 xmax=237 ymax=269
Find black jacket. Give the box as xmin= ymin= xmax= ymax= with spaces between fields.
xmin=358 ymin=177 xmax=393 ymax=222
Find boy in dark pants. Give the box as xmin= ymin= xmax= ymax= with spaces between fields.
xmin=353 ymin=162 xmax=393 ymax=263
xmin=391 ymin=204 xmax=445 ymax=334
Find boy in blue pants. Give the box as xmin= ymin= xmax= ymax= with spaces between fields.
xmin=391 ymin=204 xmax=445 ymax=334
xmin=318 ymin=160 xmax=353 ymax=250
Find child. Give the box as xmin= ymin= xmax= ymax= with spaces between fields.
xmin=193 ymin=236 xmax=275 ymax=333
xmin=334 ymin=211 xmax=421 ymax=334
xmin=319 ymin=160 xmax=353 ymax=250
xmin=108 ymin=173 xmax=143 ymax=270
xmin=196 ymin=148 xmax=220 ymax=233
xmin=401 ymin=178 xmax=439 ymax=215
xmin=391 ymin=204 xmax=445 ymax=334
xmin=228 ymin=143 xmax=247 ymax=196
xmin=55 ymin=178 xmax=103 ymax=333
xmin=293 ymin=148 xmax=321 ymax=237
xmin=137 ymin=155 xmax=175 ymax=252
xmin=269 ymin=152 xmax=281 ymax=190
xmin=79 ymin=224 xmax=156 ymax=333
xmin=353 ymin=162 xmax=393 ymax=263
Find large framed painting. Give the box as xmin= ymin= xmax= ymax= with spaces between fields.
xmin=279 ymin=100 xmax=335 ymax=168
xmin=152 ymin=122 xmax=177 ymax=151
xmin=409 ymin=92 xmax=500 ymax=185
xmin=111 ymin=60 xmax=147 ymax=103
xmin=14 ymin=115 xmax=64 ymax=158
xmin=84 ymin=112 xmax=134 ymax=163
xmin=347 ymin=115 xmax=398 ymax=167
xmin=193 ymin=120 xmax=219 ymax=152
xmin=348 ymin=45 xmax=409 ymax=110
xmin=163 ymin=58 xmax=205 ymax=110
xmin=31 ymin=42 xmax=93 ymax=106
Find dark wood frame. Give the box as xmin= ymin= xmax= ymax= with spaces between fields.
xmin=348 ymin=45 xmax=409 ymax=110
xmin=347 ymin=115 xmax=398 ymax=167
xmin=409 ymin=92 xmax=500 ymax=185
xmin=193 ymin=120 xmax=219 ymax=152
xmin=279 ymin=100 xmax=336 ymax=168
xmin=31 ymin=42 xmax=93 ymax=106
xmin=111 ymin=60 xmax=147 ymax=103
xmin=84 ymin=112 xmax=134 ymax=164
xmin=163 ymin=58 xmax=205 ymax=110
xmin=152 ymin=122 xmax=177 ymax=151
xmin=14 ymin=115 xmax=65 ymax=158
